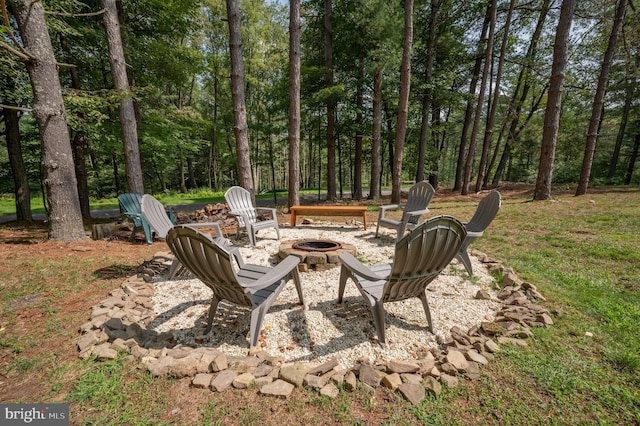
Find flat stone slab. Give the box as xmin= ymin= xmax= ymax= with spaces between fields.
xmin=260 ymin=379 xmax=295 ymax=398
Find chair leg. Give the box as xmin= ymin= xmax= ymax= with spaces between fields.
xmin=249 ymin=305 xmax=268 ymax=348
xmin=337 ymin=265 xmax=350 ymax=303
xmin=167 ymin=259 xmax=181 ymax=279
xmin=418 ymin=292 xmax=434 ymax=334
xmin=142 ymin=221 xmax=153 ymax=245
xmin=375 ymin=212 xmax=382 ymax=238
xmin=274 ymin=224 xmax=281 ymax=241
xmin=457 ymin=250 xmax=473 ymax=276
xmin=205 ymin=295 xmax=221 ymax=334
xmin=372 ymin=301 xmax=387 ymax=347
xmin=291 ymin=268 xmax=305 ymax=306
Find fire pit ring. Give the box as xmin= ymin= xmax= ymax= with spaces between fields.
xmin=292 ymin=239 xmax=342 ymax=252
xmin=279 ymin=239 xmax=357 ymax=272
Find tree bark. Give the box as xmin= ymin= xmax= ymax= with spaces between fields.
xmin=533 ymin=0 xmax=576 ymax=200
xmin=489 ymin=0 xmax=551 ymax=186
xmin=624 ymin=133 xmax=639 ymax=185
xmin=60 ymin=34 xmax=91 ymax=220
xmin=353 ymin=54 xmax=364 ymax=200
xmin=462 ymin=0 xmax=496 ymax=195
xmin=324 ymin=0 xmax=337 ymax=201
xmin=575 ymin=0 xmax=627 ymax=196
xmin=476 ymin=0 xmax=515 ymax=192
xmin=416 ymin=0 xmax=440 ymax=184
xmin=4 ymin=106 xmax=32 ymax=221
xmin=8 ymin=0 xmax=86 ymax=240
xmin=226 ymin=0 xmax=255 ymax=203
xmin=391 ymin=0 xmax=414 ymax=204
xmin=369 ymin=65 xmax=383 ymax=200
xmin=101 ymin=0 xmax=144 ymax=194
xmin=453 ymin=6 xmax=491 ymax=192
xmin=607 ymin=84 xmax=631 ymax=183
xmin=288 ymin=0 xmax=301 ymax=208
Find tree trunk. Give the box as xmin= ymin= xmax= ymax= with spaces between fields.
xmin=60 ymin=35 xmax=92 ymax=220
xmin=101 ymin=0 xmax=144 ymax=194
xmin=624 ymin=132 xmax=639 ymax=185
xmin=226 ymin=0 xmax=255 ymax=204
xmin=353 ymin=54 xmax=364 ymax=200
xmin=4 ymin=106 xmax=32 ymax=221
xmin=453 ymin=6 xmax=491 ymax=191
xmin=324 ymin=0 xmax=337 ymax=201
xmin=476 ymin=0 xmax=515 ymax=192
xmin=369 ymin=65 xmax=383 ymax=200
xmin=607 ymin=85 xmax=631 ymax=183
xmin=288 ymin=0 xmax=301 ymax=208
xmin=575 ymin=0 xmax=627 ymax=196
xmin=391 ymin=0 xmax=414 ymax=204
xmin=462 ymin=0 xmax=497 ymax=195
xmin=416 ymin=0 xmax=440 ymax=183
xmin=533 ymin=0 xmax=576 ymax=200
xmin=7 ymin=0 xmax=86 ymax=240
xmin=491 ymin=0 xmax=550 ymax=186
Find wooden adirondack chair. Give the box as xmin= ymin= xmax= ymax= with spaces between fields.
xmin=375 ymin=181 xmax=435 ymax=241
xmin=117 ymin=193 xmax=153 ymax=245
xmin=339 ymin=215 xmax=467 ymax=346
xmin=166 ymin=226 xmax=304 ymax=348
xmin=455 ymin=190 xmax=501 ymax=276
xmin=141 ymin=194 xmax=228 ymax=279
xmin=224 ymin=186 xmax=280 ymax=247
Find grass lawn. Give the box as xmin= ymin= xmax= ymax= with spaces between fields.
xmin=0 ymin=185 xmax=638 ymax=424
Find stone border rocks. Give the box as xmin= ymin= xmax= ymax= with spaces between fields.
xmin=77 ymin=248 xmax=554 ymax=405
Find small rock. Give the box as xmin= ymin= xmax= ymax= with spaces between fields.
xmin=465 ymin=349 xmax=488 ymax=365
xmin=344 ymin=371 xmax=357 ymax=391
xmin=585 ymin=331 xmax=594 ymax=337
xmin=388 ymin=359 xmax=420 ymax=374
xmin=423 ymin=376 xmax=442 ymax=397
xmin=475 ymin=290 xmax=492 ymax=300
xmin=192 ymin=373 xmax=213 ymax=389
xmin=381 ymin=373 xmax=402 ymax=390
xmin=210 ymin=370 xmax=237 ymax=392
xmin=439 ymin=373 xmax=459 ymax=388
xmin=319 ymin=383 xmax=340 ymax=399
xmin=445 ymin=350 xmax=469 ymax=371
xmin=260 ymin=379 xmax=295 ymax=398
xmin=233 ymin=372 xmax=255 ymax=389
xmin=279 ymin=363 xmax=309 ymax=387
xmin=397 ymin=383 xmax=425 ymax=405
xmin=358 ymin=364 xmax=382 ymax=387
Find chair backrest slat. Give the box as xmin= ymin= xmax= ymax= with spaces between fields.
xmin=166 ymin=226 xmax=251 ymax=307
xmin=224 ymin=186 xmax=258 ymax=226
xmin=403 ymin=181 xmax=435 ymax=224
xmin=385 ymin=216 xmax=466 ymax=303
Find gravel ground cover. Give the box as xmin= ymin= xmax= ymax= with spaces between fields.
xmin=151 ymin=223 xmax=501 ymax=368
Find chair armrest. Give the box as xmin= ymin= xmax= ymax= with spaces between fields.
xmin=379 ymin=204 xmax=401 ymax=214
xmin=255 ymin=207 xmax=277 ymax=219
xmin=466 ymin=230 xmax=484 ymax=239
xmin=186 ymin=221 xmax=223 ymax=237
xmin=404 ymin=208 xmax=430 ymax=218
xmin=339 ymin=253 xmax=389 ymax=281
xmin=243 ymin=255 xmax=300 ymax=291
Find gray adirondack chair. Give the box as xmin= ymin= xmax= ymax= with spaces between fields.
xmin=455 ymin=190 xmax=501 ymax=276
xmin=141 ymin=194 xmax=228 ymax=279
xmin=224 ymin=186 xmax=280 ymax=247
xmin=375 ymin=181 xmax=435 ymax=241
xmin=118 ymin=193 xmax=153 ymax=245
xmin=166 ymin=226 xmax=304 ymax=348
xmin=339 ymin=215 xmax=467 ymax=346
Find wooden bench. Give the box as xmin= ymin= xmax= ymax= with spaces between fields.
xmin=289 ymin=205 xmax=368 ymax=230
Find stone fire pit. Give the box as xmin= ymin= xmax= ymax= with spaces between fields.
xmin=278 ymin=239 xmax=357 ymax=272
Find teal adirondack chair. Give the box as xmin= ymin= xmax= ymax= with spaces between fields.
xmin=117 ymin=193 xmax=153 ymax=245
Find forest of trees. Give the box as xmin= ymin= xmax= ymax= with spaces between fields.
xmin=0 ymin=0 xmax=638 ymax=240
